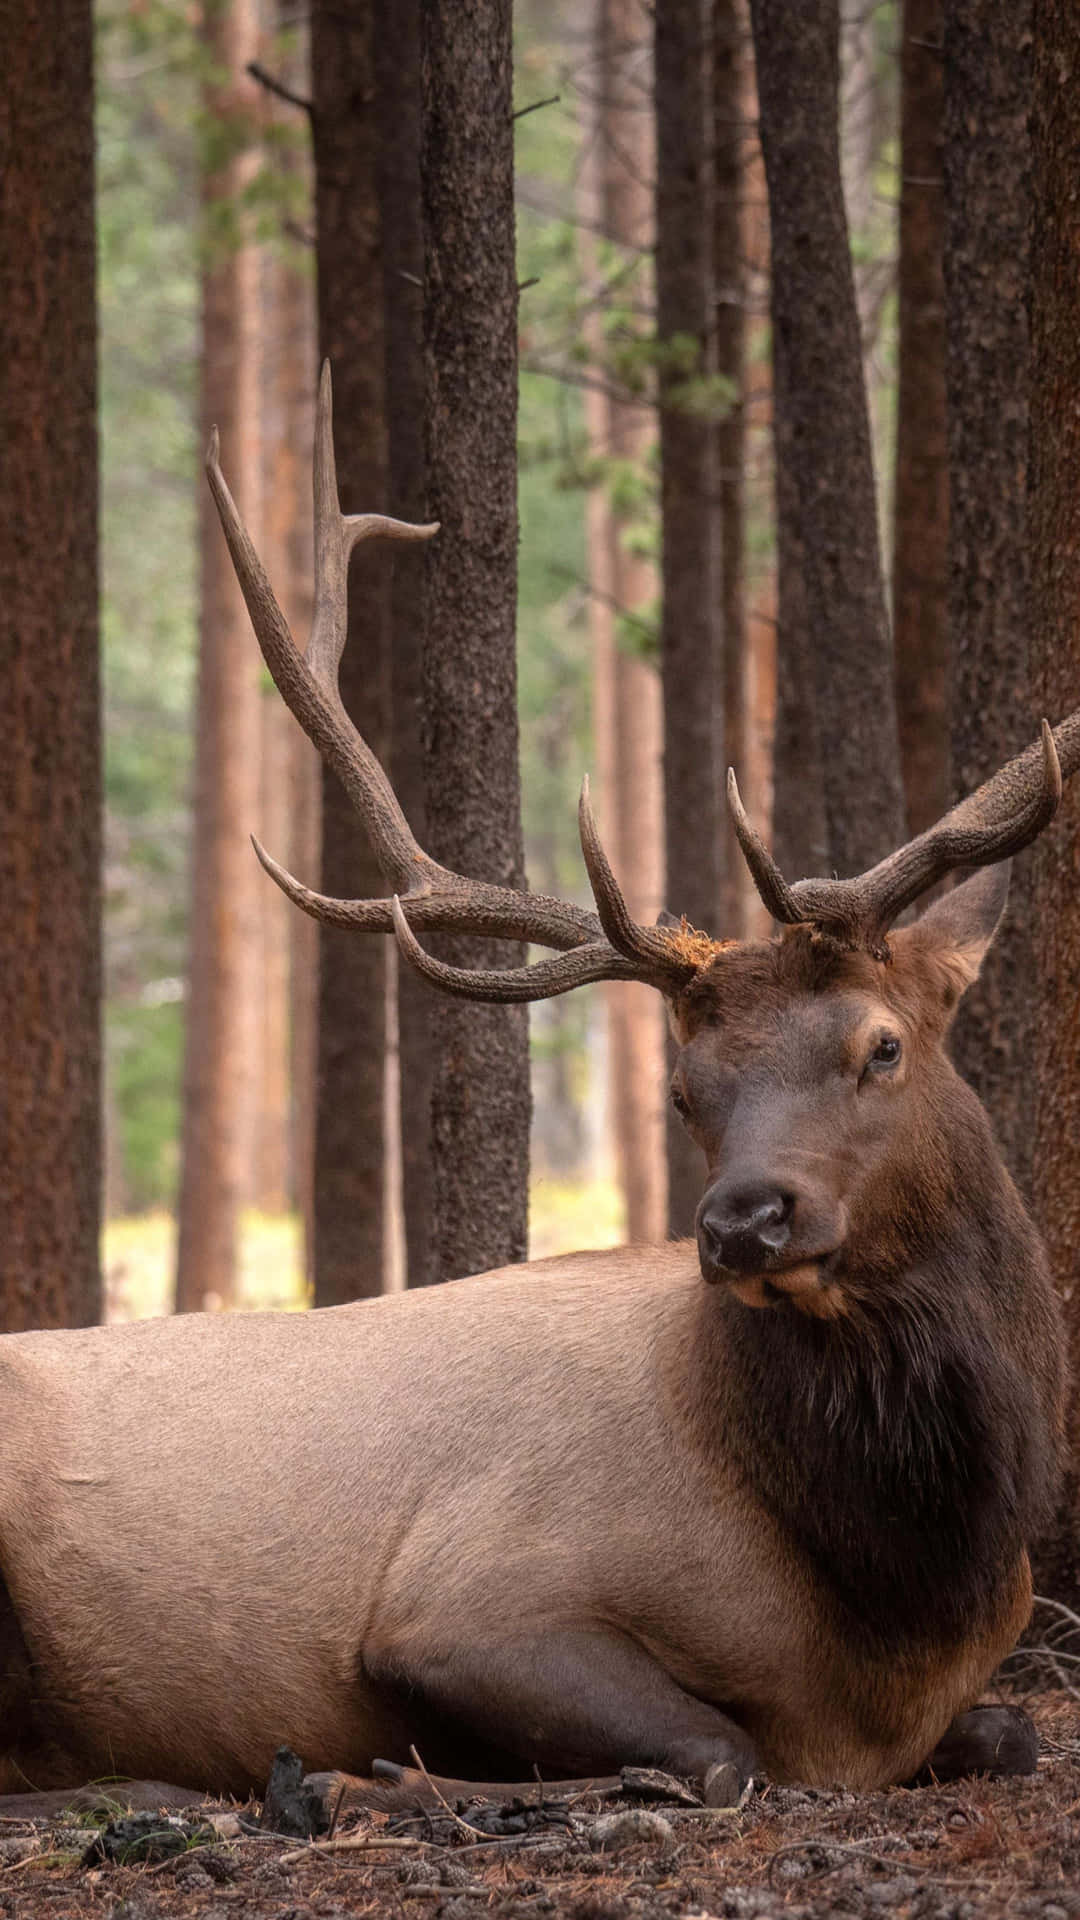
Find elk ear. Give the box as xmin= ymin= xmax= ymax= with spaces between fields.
xmin=903 ymin=864 xmax=1011 ymax=1006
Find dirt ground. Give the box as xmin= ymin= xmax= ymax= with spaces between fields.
xmin=3 ymin=1695 xmax=1080 ymax=1920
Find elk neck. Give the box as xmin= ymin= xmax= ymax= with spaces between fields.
xmin=679 ymin=1081 xmax=1064 ymax=1653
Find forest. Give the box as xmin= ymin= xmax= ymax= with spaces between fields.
xmin=5 ymin=0 xmax=1080 ymax=1910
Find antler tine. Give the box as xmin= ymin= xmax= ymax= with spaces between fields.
xmin=786 ymin=718 xmax=1064 ymax=948
xmin=208 ymin=362 xmax=617 ymax=963
xmin=389 ymin=898 xmax=646 ymax=1002
xmin=252 ymin=834 xmax=615 ymax=953
xmin=728 ymin=716 xmax=1069 ymax=954
xmin=206 ymin=369 xmax=436 ymax=898
xmin=725 ymin=770 xmax=803 ymax=925
xmin=577 ymin=777 xmax=696 ymax=987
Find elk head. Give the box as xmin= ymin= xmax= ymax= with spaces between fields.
xmin=207 ymin=363 xmax=1079 ymax=1317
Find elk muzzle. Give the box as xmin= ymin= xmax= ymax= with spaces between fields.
xmin=698 ymin=1184 xmax=794 ymax=1273
xmin=695 ymin=1174 xmax=848 ymax=1314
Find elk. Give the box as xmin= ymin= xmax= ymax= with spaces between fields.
xmin=0 ymin=365 xmax=1074 ymax=1823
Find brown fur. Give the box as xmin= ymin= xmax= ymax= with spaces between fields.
xmin=0 ymin=871 xmax=1061 ymax=1805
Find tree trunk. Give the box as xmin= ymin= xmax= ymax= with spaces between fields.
xmin=254 ymin=9 xmax=317 ymax=1233
xmin=894 ymin=0 xmax=948 ymax=838
xmin=656 ymin=0 xmax=718 ymax=1236
xmin=769 ymin=333 xmax=827 ymax=881
xmin=0 ymin=0 xmax=102 ymax=1328
xmin=942 ymin=0 xmax=1034 ymax=1193
xmin=310 ymin=0 xmax=390 ymax=1303
xmin=377 ymin=0 xmax=434 ymax=1288
xmin=418 ymin=0 xmax=530 ymax=1282
xmin=736 ymin=18 xmax=778 ymax=939
xmin=749 ymin=0 xmax=904 ymax=877
xmin=176 ymin=0 xmax=264 ymax=1314
xmin=595 ymin=0 xmax=668 ymax=1247
xmin=713 ymin=0 xmax=749 ymax=935
xmin=576 ymin=65 xmax=626 ymax=1225
xmin=1028 ymin=0 xmax=1080 ymax=1609
xmin=839 ymin=0 xmax=878 ymax=375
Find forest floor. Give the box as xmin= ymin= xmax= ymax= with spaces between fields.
xmin=4 ymin=1693 xmax=1080 ymax=1920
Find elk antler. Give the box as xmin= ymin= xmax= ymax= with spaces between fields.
xmin=728 ymin=718 xmax=1069 ymax=955
xmin=206 ymin=361 xmax=701 ymax=1003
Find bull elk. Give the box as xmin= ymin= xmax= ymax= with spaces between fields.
xmin=0 ymin=365 xmax=1074 ymax=1822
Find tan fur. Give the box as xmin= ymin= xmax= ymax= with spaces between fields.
xmin=0 ymin=1242 xmax=1032 ymax=1797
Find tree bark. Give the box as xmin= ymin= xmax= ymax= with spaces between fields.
xmin=0 ymin=0 xmax=102 ymax=1328
xmin=656 ymin=0 xmax=718 ymax=1236
xmin=595 ymin=0 xmax=668 ymax=1247
xmin=749 ymin=0 xmax=904 ymax=877
xmin=713 ymin=0 xmax=749 ymax=934
xmin=310 ymin=0 xmax=390 ymax=1302
xmin=377 ymin=0 xmax=433 ymax=1288
xmin=255 ymin=8 xmax=317 ymax=1233
xmin=943 ymin=0 xmax=1034 ymax=1193
xmin=418 ymin=0 xmax=530 ymax=1282
xmin=176 ymin=0 xmax=264 ymax=1313
xmin=736 ymin=21 xmax=778 ymax=939
xmin=769 ymin=330 xmax=827 ymax=881
xmin=1028 ymin=0 xmax=1080 ymax=1608
xmin=894 ymin=0 xmax=948 ymax=838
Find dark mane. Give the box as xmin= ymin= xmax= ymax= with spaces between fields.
xmin=712 ymin=1188 xmax=1062 ymax=1649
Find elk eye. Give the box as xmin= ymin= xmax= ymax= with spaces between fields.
xmin=670 ymin=1084 xmax=690 ymax=1120
xmin=869 ymin=1034 xmax=902 ymax=1070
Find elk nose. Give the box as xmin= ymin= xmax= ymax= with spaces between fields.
xmin=697 ymin=1185 xmax=794 ymax=1273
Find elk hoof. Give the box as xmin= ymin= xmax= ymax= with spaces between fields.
xmin=915 ymin=1705 xmax=1039 ymax=1784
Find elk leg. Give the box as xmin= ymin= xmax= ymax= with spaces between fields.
xmin=303 ymin=1760 xmax=625 ymax=1819
xmin=913 ymin=1705 xmax=1038 ymax=1784
xmin=0 ymin=1780 xmax=218 ymax=1821
xmin=360 ymin=1627 xmax=757 ymax=1803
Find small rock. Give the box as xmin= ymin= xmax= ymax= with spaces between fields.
xmin=1043 ymin=1907 xmax=1070 ymax=1920
xmin=589 ymin=1809 xmax=675 ymax=1851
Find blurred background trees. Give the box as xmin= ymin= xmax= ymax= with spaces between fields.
xmin=7 ymin=0 xmax=1075 ymax=1345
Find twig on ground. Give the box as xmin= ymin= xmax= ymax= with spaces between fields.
xmin=279 ymin=1834 xmax=439 ymax=1867
xmin=407 ymin=1747 xmax=494 ymax=1844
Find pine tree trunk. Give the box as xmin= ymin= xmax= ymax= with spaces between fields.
xmin=310 ymin=0 xmax=390 ymax=1302
xmin=749 ymin=0 xmax=904 ymax=877
xmin=255 ymin=690 xmax=293 ymax=1214
xmin=1028 ymin=0 xmax=1080 ymax=1608
xmin=0 ymin=0 xmax=102 ymax=1328
xmin=597 ymin=0 xmax=668 ymax=1247
xmin=656 ymin=0 xmax=718 ymax=1236
xmin=418 ymin=0 xmax=530 ymax=1282
xmin=176 ymin=0 xmax=264 ymax=1313
xmin=255 ymin=12 xmax=317 ymax=1231
xmin=769 ymin=334 xmax=827 ymax=880
xmin=737 ymin=22 xmax=779 ymax=938
xmin=942 ymin=0 xmax=1034 ymax=1193
xmin=713 ymin=0 xmax=749 ymax=935
xmin=576 ymin=80 xmax=626 ymax=1224
xmin=894 ymin=0 xmax=948 ymax=837
xmin=377 ymin=0 xmax=434 ymax=1288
